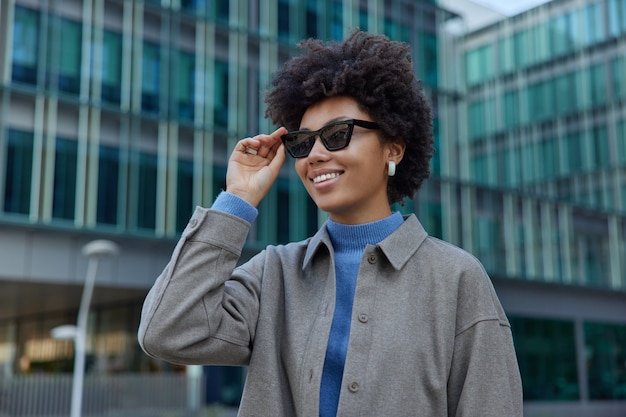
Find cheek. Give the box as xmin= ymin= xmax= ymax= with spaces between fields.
xmin=294 ymin=160 xmax=308 ymax=183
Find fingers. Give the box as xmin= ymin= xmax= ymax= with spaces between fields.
xmin=236 ymin=127 xmax=287 ymax=158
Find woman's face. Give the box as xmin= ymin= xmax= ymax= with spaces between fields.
xmin=294 ymin=96 xmax=404 ymax=224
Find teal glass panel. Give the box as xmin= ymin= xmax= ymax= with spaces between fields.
xmin=498 ymin=36 xmax=514 ymax=74
xmin=588 ymin=63 xmax=607 ymax=107
xmin=540 ymin=138 xmax=558 ymax=181
xmin=96 ymin=145 xmax=119 ymax=225
xmin=56 ymin=18 xmax=81 ymax=95
xmin=582 ymin=2 xmax=604 ymax=46
xmin=137 ymin=152 xmax=157 ymax=230
xmin=101 ymin=30 xmax=122 ymax=105
xmin=142 ymin=42 xmax=161 ymax=114
xmin=3 ymin=129 xmax=33 ymax=215
xmin=528 ymin=80 xmax=553 ymax=123
xmin=591 ymin=127 xmax=608 ymax=170
xmin=465 ymin=44 xmax=493 ymax=85
xmin=584 ymin=322 xmax=626 ymax=399
xmin=278 ymin=0 xmax=290 ymax=41
xmin=52 ymin=137 xmax=78 ymax=220
xmin=468 ymin=100 xmax=485 ymax=140
xmin=11 ymin=6 xmax=39 ymax=85
xmin=555 ymin=72 xmax=577 ymax=116
xmin=277 ymin=177 xmax=290 ymax=244
xmin=422 ymin=33 xmax=438 ymax=87
xmin=611 ymin=57 xmax=626 ymax=100
xmin=176 ymin=158 xmax=194 ymax=233
xmin=176 ymin=50 xmax=195 ymax=122
xmin=306 ymin=0 xmax=319 ymax=38
xmin=502 ymin=90 xmax=519 ymax=128
xmin=214 ymin=61 xmax=228 ymax=127
xmin=513 ymin=29 xmax=530 ymax=68
xmin=509 ymin=316 xmax=579 ymax=401
xmin=330 ymin=0 xmax=342 ymax=40
xmin=565 ymin=132 xmax=583 ymax=174
xmin=549 ymin=14 xmax=571 ymax=57
xmin=617 ymin=120 xmax=626 ymax=165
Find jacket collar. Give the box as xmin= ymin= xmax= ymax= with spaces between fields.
xmin=302 ymin=213 xmax=428 ymax=272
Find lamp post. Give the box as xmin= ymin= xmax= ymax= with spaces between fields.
xmin=53 ymin=239 xmax=119 ymax=417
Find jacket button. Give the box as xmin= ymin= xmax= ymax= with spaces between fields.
xmin=348 ymin=381 xmax=359 ymax=393
xmin=367 ymin=254 xmax=377 ymax=264
xmin=188 ymin=218 xmax=198 ymax=227
xmin=358 ymin=313 xmax=368 ymax=323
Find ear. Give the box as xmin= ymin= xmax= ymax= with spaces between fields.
xmin=385 ymin=140 xmax=406 ymax=165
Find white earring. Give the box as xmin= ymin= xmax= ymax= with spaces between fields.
xmin=387 ymin=161 xmax=396 ymax=177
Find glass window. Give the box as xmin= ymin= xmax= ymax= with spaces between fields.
xmin=503 ymin=90 xmax=519 ymax=128
xmin=549 ymin=14 xmax=571 ymax=57
xmin=96 ymin=144 xmax=119 ymax=225
xmin=55 ymin=18 xmax=82 ymax=95
xmin=611 ymin=57 xmax=626 ymax=101
xmin=176 ymin=158 xmax=194 ymax=233
xmin=585 ymin=321 xmax=626 ymax=399
xmin=564 ymin=132 xmax=583 ymax=174
xmin=330 ymin=0 xmax=343 ymax=40
xmin=278 ymin=0 xmax=290 ymax=41
xmin=608 ymin=0 xmax=623 ymax=36
xmin=136 ymin=152 xmax=157 ymax=230
xmin=582 ymin=2 xmax=604 ymax=45
xmin=52 ymin=137 xmax=78 ymax=220
xmin=142 ymin=42 xmax=161 ymax=114
xmin=277 ymin=177 xmax=290 ymax=244
xmin=3 ymin=129 xmax=34 ymax=215
xmin=591 ymin=126 xmax=609 ymax=170
xmin=513 ymin=29 xmax=531 ymax=68
xmin=617 ymin=120 xmax=626 ymax=165
xmin=509 ymin=316 xmax=579 ymax=401
xmin=498 ymin=36 xmax=514 ymax=75
xmin=465 ymin=44 xmax=493 ymax=85
xmin=176 ymin=50 xmax=195 ymax=122
xmin=11 ymin=6 xmax=39 ymax=85
xmin=555 ymin=72 xmax=577 ymax=116
xmin=101 ymin=30 xmax=123 ymax=105
xmin=588 ymin=63 xmax=607 ymax=107
xmin=214 ymin=60 xmax=228 ymax=128
xmin=306 ymin=0 xmax=319 ymax=38
xmin=468 ymin=100 xmax=486 ymax=140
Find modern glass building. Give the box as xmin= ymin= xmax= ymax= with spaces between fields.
xmin=443 ymin=0 xmax=626 ymax=415
xmin=0 ymin=0 xmax=449 ymax=409
xmin=1 ymin=0 xmax=625 ymax=415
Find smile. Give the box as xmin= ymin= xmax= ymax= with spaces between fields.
xmin=312 ymin=172 xmax=341 ymax=184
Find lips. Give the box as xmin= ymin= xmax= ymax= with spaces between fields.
xmin=312 ymin=172 xmax=342 ymax=184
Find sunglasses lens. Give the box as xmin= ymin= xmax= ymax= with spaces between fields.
xmin=321 ymin=123 xmax=351 ymax=150
xmin=282 ymin=133 xmax=316 ymax=158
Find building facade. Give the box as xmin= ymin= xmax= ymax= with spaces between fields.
xmin=1 ymin=0 xmax=625 ymax=415
xmin=0 ymin=0 xmax=446 ymax=408
xmin=445 ymin=0 xmax=626 ymax=415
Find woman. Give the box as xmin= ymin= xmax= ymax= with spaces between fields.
xmin=138 ymin=30 xmax=522 ymax=416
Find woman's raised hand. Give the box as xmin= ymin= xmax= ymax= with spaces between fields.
xmin=225 ymin=127 xmax=287 ymax=207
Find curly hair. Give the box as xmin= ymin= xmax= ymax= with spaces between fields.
xmin=264 ymin=29 xmax=434 ymax=204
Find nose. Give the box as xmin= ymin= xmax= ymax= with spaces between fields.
xmin=306 ymin=135 xmax=329 ymax=161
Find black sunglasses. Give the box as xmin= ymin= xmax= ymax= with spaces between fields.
xmin=281 ymin=119 xmax=380 ymax=158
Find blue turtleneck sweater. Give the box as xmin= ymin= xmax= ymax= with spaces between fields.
xmin=320 ymin=212 xmax=404 ymax=417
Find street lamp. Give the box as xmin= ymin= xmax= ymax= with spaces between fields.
xmin=52 ymin=239 xmax=119 ymax=417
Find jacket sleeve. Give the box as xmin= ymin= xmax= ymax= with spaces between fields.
xmin=137 ymin=206 xmax=261 ymax=366
xmin=446 ymin=263 xmax=523 ymax=417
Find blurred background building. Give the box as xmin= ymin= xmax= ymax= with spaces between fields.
xmin=0 ymin=0 xmax=624 ymax=416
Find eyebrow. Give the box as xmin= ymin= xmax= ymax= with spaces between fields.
xmin=298 ymin=117 xmax=353 ymax=132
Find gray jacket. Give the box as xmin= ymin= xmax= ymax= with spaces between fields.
xmin=138 ymin=207 xmax=523 ymax=417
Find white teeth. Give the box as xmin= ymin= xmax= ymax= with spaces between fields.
xmin=313 ymin=173 xmax=340 ymax=184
